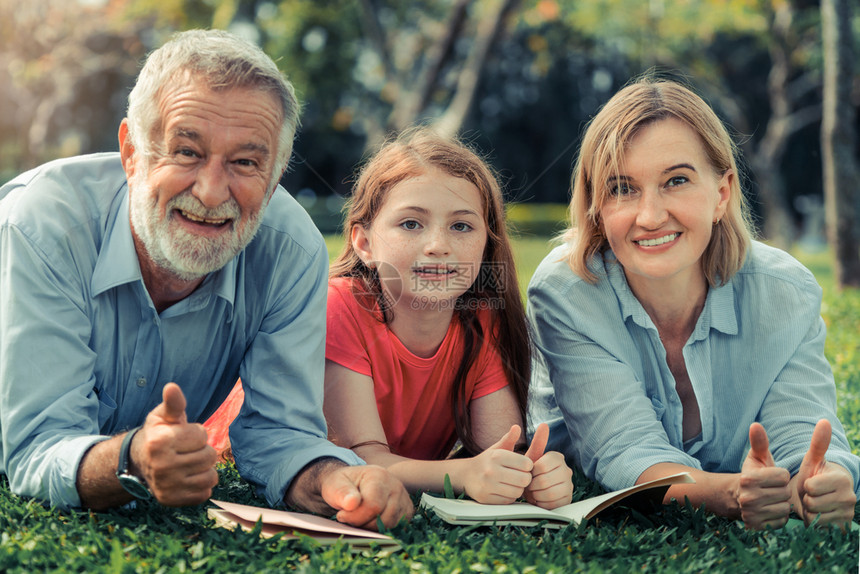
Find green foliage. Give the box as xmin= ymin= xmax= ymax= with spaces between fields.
xmin=443 ymin=473 xmax=456 ymax=499
xmin=506 ymin=203 xmax=569 ymax=237
xmin=1 ymin=466 xmax=858 ymax=573
xmin=563 ymin=0 xmax=768 ymax=48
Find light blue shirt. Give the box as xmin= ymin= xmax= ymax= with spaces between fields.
xmin=0 ymin=153 xmax=362 ymax=510
xmin=528 ymin=241 xmax=860 ymax=494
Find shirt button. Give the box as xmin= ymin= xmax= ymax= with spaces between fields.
xmin=136 ymin=377 xmax=147 ymax=387
xmin=152 ymin=317 xmax=158 ymax=325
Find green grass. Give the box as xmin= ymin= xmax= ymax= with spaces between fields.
xmin=1 ymin=237 xmax=858 ymax=573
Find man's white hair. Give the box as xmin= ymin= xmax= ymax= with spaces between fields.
xmin=126 ymin=29 xmax=300 ymax=186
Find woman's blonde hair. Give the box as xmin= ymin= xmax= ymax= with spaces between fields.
xmin=565 ymin=77 xmax=754 ymax=286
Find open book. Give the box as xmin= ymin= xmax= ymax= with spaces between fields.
xmin=207 ymin=499 xmax=400 ymax=549
xmin=421 ymin=472 xmax=694 ymax=528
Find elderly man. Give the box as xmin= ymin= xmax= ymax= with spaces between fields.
xmin=0 ymin=29 xmax=412 ymax=529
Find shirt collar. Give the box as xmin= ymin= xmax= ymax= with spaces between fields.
xmin=604 ymin=252 xmax=653 ymax=330
xmin=701 ymin=278 xmax=737 ymax=337
xmin=91 ymin=189 xmax=142 ymax=296
xmin=604 ymin=250 xmax=738 ymax=339
xmin=91 ymin=188 xmax=238 ymax=311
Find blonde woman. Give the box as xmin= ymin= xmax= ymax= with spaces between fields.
xmin=529 ymin=77 xmax=858 ymax=530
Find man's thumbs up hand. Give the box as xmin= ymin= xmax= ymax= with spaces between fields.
xmin=133 ymin=382 xmax=218 ymax=506
xmin=150 ymin=381 xmax=188 ymax=425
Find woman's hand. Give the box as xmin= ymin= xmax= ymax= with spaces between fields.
xmin=793 ymin=419 xmax=857 ymax=529
xmin=737 ymin=423 xmax=792 ymax=530
xmin=523 ymin=423 xmax=574 ymax=509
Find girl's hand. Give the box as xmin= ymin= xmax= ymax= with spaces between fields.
xmin=738 ymin=423 xmax=792 ymax=530
xmin=462 ymin=425 xmax=533 ymax=504
xmin=523 ymin=423 xmax=574 ymax=510
xmin=793 ymin=419 xmax=857 ymax=529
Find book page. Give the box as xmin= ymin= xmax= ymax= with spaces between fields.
xmin=207 ymin=508 xmax=401 ymax=547
xmin=550 ymin=472 xmax=695 ymax=524
xmin=421 ymin=472 xmax=695 ymax=527
xmin=420 ymin=495 xmax=570 ymax=526
xmin=208 ymin=499 xmax=397 ymax=543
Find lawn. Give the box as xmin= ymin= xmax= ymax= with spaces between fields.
xmin=1 ymin=236 xmax=858 ymax=573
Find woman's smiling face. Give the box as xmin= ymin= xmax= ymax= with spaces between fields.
xmin=598 ymin=117 xmax=731 ymax=295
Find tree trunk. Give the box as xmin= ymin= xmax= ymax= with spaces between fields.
xmin=750 ymin=1 xmax=800 ymax=249
xmin=432 ymin=0 xmax=522 ymax=139
xmin=821 ymin=0 xmax=860 ymax=287
xmin=359 ymin=0 xmax=522 ymax=147
xmin=388 ymin=0 xmax=470 ymax=132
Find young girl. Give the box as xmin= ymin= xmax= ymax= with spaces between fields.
xmin=323 ymin=127 xmax=572 ymax=509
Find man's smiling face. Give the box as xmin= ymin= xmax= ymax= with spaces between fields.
xmin=127 ymin=76 xmax=282 ymax=281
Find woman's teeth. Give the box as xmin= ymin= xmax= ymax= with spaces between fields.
xmin=637 ymin=233 xmax=678 ymax=247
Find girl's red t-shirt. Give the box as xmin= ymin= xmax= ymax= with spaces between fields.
xmin=325 ymin=277 xmax=508 ymax=460
xmin=203 ymin=278 xmax=510 ymax=460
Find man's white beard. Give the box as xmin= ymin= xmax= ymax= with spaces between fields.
xmin=128 ymin=171 xmax=266 ymax=282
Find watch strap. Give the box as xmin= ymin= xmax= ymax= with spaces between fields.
xmin=116 ymin=426 xmax=152 ymax=500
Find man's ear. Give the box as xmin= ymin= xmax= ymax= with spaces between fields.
xmin=118 ymin=119 xmax=137 ymax=180
xmin=351 ymin=224 xmax=374 ymax=267
xmin=265 ymin=166 xmax=288 ymax=207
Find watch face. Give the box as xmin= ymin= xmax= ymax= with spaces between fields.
xmin=118 ymin=474 xmax=152 ymax=500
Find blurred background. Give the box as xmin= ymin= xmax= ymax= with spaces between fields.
xmin=1 ymin=0 xmax=858 ymax=286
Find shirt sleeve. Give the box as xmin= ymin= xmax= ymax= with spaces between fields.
xmin=755 ymin=286 xmax=860 ymax=493
xmin=325 ymin=281 xmax=373 ymax=378
xmin=0 ymin=223 xmax=109 ymax=510
xmin=528 ymin=274 xmax=701 ymax=491
xmin=230 ymin=239 xmax=363 ymax=508
xmin=470 ymin=315 xmax=509 ymax=400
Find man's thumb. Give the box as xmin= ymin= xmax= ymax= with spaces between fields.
xmin=524 ymin=423 xmax=549 ymax=463
xmin=747 ymin=422 xmax=774 ymax=466
xmin=800 ymin=419 xmax=831 ymax=476
xmin=490 ymin=425 xmax=521 ymax=452
xmin=158 ymin=382 xmax=187 ymax=424
xmin=321 ymin=471 xmax=361 ymax=513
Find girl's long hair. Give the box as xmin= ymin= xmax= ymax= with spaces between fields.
xmin=330 ymin=127 xmax=530 ymax=456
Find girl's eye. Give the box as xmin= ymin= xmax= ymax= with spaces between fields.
xmin=666 ymin=175 xmax=688 ymax=187
xmin=400 ymin=220 xmax=421 ymax=231
xmin=451 ymin=222 xmax=473 ymax=232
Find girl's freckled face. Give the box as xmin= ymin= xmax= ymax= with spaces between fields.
xmin=353 ymin=168 xmax=487 ymax=311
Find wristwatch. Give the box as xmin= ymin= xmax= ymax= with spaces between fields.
xmin=116 ymin=426 xmax=153 ymax=500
